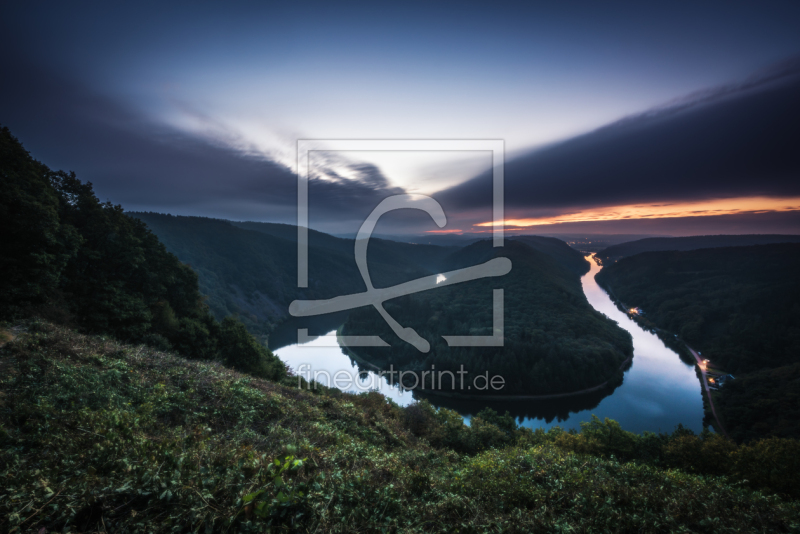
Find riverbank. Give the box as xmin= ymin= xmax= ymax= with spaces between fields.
xmin=687 ymin=345 xmax=731 ymax=438
xmin=341 ymin=334 xmax=632 ymax=401
xmin=596 ymin=272 xmax=728 ymax=437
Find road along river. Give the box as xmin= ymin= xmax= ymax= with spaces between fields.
xmin=272 ymin=254 xmax=706 ymax=434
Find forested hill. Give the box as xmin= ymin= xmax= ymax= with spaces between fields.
xmin=129 ymin=219 xmax=589 ymax=344
xmin=130 ymin=213 xmax=454 ymax=339
xmin=344 ymin=239 xmax=633 ymax=396
xmin=596 ymin=243 xmax=800 ymax=442
xmin=231 ymin=220 xmax=458 ymax=275
xmin=596 ymin=234 xmax=800 ymax=263
xmin=510 ymin=235 xmax=590 ymax=276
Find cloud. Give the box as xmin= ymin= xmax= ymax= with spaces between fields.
xmin=435 ymin=59 xmax=800 ymax=217
xmin=511 ymin=210 xmax=800 ymax=236
xmin=308 ymin=152 xmax=402 ymax=194
xmin=0 ymin=51 xmax=404 ymax=228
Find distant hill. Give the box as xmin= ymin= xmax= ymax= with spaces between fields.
xmin=510 ymin=235 xmax=590 ymax=275
xmin=232 ymin=220 xmax=457 ymax=275
xmin=345 ymin=239 xmax=633 ymax=396
xmin=596 ymin=234 xmax=800 ymax=263
xmin=596 ymin=243 xmax=800 ymax=442
xmin=131 ymin=213 xmax=455 ymax=339
xmin=537 ymin=234 xmax=669 ymax=254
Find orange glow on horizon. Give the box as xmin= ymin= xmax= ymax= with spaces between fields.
xmin=474 ymin=197 xmax=800 ymax=228
xmin=424 ymin=229 xmax=465 ymax=234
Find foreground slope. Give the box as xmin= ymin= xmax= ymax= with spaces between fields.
xmin=2 ymin=323 xmax=799 ymax=533
xmin=596 ymin=243 xmax=800 ymax=442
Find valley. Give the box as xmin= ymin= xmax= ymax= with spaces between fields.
xmin=596 ymin=242 xmax=800 ymax=442
xmin=271 ymin=254 xmax=706 ymax=434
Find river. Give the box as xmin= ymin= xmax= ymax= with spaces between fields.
xmin=271 ymin=255 xmax=705 ymax=434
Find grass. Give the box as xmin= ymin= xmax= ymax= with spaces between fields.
xmin=1 ymin=321 xmax=799 ymax=533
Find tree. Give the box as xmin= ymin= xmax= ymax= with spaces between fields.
xmin=0 ymin=127 xmax=79 ymax=316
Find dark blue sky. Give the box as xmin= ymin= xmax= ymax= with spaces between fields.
xmin=2 ymin=1 xmax=800 ymax=235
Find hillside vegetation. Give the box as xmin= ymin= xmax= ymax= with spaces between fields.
xmin=344 ymin=240 xmax=633 ymax=396
xmin=2 ymin=322 xmax=800 ymax=533
xmin=596 ymin=244 xmax=800 ymax=442
xmin=596 ymin=234 xmax=800 ymax=263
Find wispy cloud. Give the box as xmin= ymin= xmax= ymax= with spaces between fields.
xmin=437 ymin=60 xmax=800 ymax=220
xmin=0 ymin=53 xmax=404 ymax=229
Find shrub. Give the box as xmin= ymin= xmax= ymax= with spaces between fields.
xmin=217 ymin=316 xmax=286 ymax=380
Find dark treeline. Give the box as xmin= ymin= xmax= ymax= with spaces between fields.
xmin=345 ymin=239 xmax=633 ymax=395
xmin=0 ymin=126 xmax=285 ymax=380
xmin=596 ymin=234 xmax=800 ymax=263
xmin=596 ymin=244 xmax=800 ymax=441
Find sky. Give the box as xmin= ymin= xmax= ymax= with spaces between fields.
xmin=2 ymin=1 xmax=800 ymax=236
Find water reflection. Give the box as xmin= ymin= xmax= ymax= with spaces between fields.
xmin=489 ymin=254 xmax=703 ymax=433
xmin=415 ymin=383 xmax=618 ymax=426
xmin=272 ymin=255 xmax=705 ymax=434
xmin=272 ymin=324 xmax=415 ymax=407
xmin=268 ymin=312 xmax=350 ymax=351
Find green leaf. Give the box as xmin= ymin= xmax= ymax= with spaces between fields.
xmin=243 ymin=489 xmax=264 ymax=503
